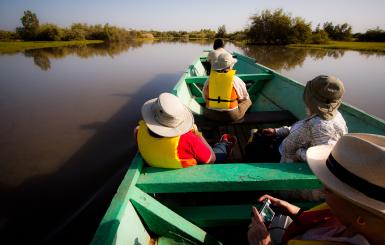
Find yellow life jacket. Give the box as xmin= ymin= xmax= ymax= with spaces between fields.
xmin=137 ymin=120 xmax=197 ymax=168
xmin=207 ymin=70 xmax=238 ymax=110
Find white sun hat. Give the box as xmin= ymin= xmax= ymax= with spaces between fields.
xmin=141 ymin=92 xmax=194 ymax=137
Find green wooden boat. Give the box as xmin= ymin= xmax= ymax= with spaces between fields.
xmin=91 ymin=52 xmax=385 ymax=245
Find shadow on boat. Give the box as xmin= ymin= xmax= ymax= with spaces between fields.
xmin=0 ymin=73 xmax=180 ymax=244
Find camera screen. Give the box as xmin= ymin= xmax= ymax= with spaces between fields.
xmin=259 ymin=200 xmax=275 ymax=223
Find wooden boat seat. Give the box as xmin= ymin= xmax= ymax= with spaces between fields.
xmin=136 ymin=163 xmax=321 ymax=193
xmin=136 ymin=163 xmax=322 ymax=228
xmin=194 ymin=110 xmax=297 ymax=128
xmin=185 ymin=73 xmax=274 ymax=85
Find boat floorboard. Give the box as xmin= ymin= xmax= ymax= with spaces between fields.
xmin=199 ymin=119 xmax=288 ymax=162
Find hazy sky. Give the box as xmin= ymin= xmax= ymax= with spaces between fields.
xmin=1 ymin=0 xmax=385 ymax=33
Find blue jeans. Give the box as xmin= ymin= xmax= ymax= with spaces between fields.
xmin=213 ymin=142 xmax=228 ymax=163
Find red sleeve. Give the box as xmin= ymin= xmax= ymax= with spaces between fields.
xmin=178 ymin=132 xmax=212 ymax=164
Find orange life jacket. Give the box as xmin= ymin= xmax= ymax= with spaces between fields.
xmin=137 ymin=120 xmax=197 ymax=168
xmin=206 ymin=70 xmax=238 ymax=110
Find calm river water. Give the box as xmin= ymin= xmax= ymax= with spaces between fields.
xmin=0 ymin=40 xmax=384 ymax=243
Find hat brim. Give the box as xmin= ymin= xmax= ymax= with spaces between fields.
xmin=141 ymin=98 xmax=194 ymax=137
xmin=307 ymin=145 xmax=385 ymax=218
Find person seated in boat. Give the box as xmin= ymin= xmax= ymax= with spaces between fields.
xmin=248 ymin=133 xmax=385 ymax=245
xmin=207 ymin=38 xmax=231 ymax=65
xmin=259 ymin=75 xmax=348 ymax=162
xmin=135 ymin=92 xmax=237 ymax=168
xmin=202 ymin=52 xmax=252 ymax=122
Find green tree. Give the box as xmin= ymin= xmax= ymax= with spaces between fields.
xmin=323 ymin=22 xmax=352 ymax=40
xmin=247 ymin=9 xmax=311 ymax=44
xmin=311 ymin=30 xmax=329 ymax=44
xmin=0 ymin=29 xmax=19 ymax=40
xmin=65 ymin=23 xmax=87 ymax=40
xmin=289 ymin=17 xmax=312 ymax=43
xmin=17 ymin=10 xmax=39 ymax=40
xmin=216 ymin=25 xmax=227 ymax=38
xmin=357 ymin=27 xmax=385 ymax=42
xmin=36 ymin=24 xmax=63 ymax=41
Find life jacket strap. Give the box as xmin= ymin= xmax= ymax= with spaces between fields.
xmin=207 ymin=96 xmax=237 ymax=103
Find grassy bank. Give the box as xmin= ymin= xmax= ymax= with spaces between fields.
xmin=0 ymin=40 xmax=103 ymax=54
xmin=289 ymin=41 xmax=385 ymax=52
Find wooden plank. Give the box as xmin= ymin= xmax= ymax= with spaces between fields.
xmin=185 ymin=76 xmax=207 ymax=84
xmin=185 ymin=73 xmax=274 ymax=85
xmin=91 ymin=154 xmax=146 ymax=245
xmin=114 ymin=202 xmax=151 ymax=244
xmin=194 ymin=111 xmax=297 ymax=129
xmin=136 ymin=163 xmax=322 ymax=193
xmin=175 ymin=205 xmax=250 ymax=227
xmin=189 ymin=83 xmax=203 ymax=97
xmin=195 ymin=97 xmax=205 ymax=104
xmin=130 ymin=186 xmax=221 ymax=245
xmin=174 ymin=202 xmax=321 ymax=227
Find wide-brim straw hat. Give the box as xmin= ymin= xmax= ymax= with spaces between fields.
xmin=141 ymin=93 xmax=194 ymax=137
xmin=307 ymin=133 xmax=385 ymax=218
xmin=303 ymin=75 xmax=345 ymax=120
xmin=212 ymin=52 xmax=237 ymax=71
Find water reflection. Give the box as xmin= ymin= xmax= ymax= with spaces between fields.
xmin=23 ymin=40 xmax=150 ymax=71
xmin=241 ymin=45 xmax=348 ymax=71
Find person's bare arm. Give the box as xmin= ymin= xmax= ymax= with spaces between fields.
xmin=258 ymin=194 xmax=300 ymax=217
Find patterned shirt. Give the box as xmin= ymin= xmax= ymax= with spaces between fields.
xmin=277 ymin=111 xmax=348 ymax=162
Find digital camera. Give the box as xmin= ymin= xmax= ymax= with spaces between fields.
xmin=259 ymin=199 xmax=275 ymax=225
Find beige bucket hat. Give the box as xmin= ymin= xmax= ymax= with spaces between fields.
xmin=303 ymin=75 xmax=345 ymax=120
xmin=141 ymin=93 xmax=194 ymax=137
xmin=307 ymin=133 xmax=385 ymax=218
xmin=212 ymin=52 xmax=237 ymax=71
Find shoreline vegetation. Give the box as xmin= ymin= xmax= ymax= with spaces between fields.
xmin=1 ymin=9 xmax=384 ymax=54
xmin=289 ymin=41 xmax=385 ymax=52
xmin=1 ymin=40 xmax=385 ymax=54
xmin=0 ymin=40 xmax=103 ymax=54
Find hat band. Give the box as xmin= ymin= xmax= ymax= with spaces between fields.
xmin=326 ymin=154 xmax=385 ymax=202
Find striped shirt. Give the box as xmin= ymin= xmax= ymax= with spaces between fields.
xmin=277 ymin=111 xmax=348 ymax=162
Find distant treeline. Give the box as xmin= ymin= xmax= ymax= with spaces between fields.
xmin=1 ymin=9 xmax=385 ymax=44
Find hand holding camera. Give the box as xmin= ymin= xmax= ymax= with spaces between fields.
xmin=258 ymin=198 xmax=275 ymax=225
xmin=257 ymin=194 xmax=301 ymax=218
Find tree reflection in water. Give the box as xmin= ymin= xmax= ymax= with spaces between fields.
xmin=240 ymin=45 xmax=348 ymax=71
xmin=23 ymin=40 xmax=385 ymax=72
xmin=23 ymin=40 xmax=151 ymax=71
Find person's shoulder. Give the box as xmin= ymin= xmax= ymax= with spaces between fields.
xmin=334 ymin=111 xmax=346 ymax=121
xmin=180 ymin=131 xmax=201 ymax=141
xmin=233 ymin=75 xmax=244 ymax=83
xmin=308 ymin=115 xmax=329 ymax=127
